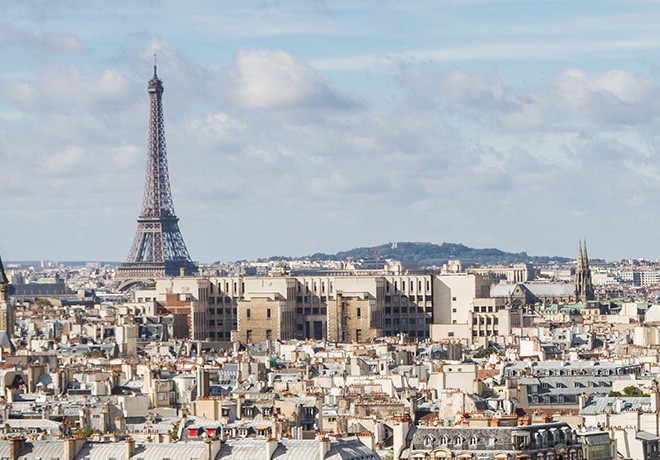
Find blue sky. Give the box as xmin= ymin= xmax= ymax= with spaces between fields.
xmin=2 ymin=1 xmax=660 ymax=262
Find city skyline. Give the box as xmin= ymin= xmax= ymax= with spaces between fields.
xmin=2 ymin=1 xmax=660 ymax=262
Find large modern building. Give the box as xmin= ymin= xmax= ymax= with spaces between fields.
xmin=127 ymin=271 xmax=492 ymax=343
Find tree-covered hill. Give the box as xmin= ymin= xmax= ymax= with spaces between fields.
xmin=293 ymin=242 xmax=571 ymax=267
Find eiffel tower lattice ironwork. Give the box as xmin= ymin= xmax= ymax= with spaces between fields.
xmin=116 ymin=65 xmax=197 ymax=283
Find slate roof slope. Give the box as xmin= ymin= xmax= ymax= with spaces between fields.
xmin=579 ymin=396 xmax=651 ymax=414
xmin=0 ymin=440 xmax=66 ymax=460
xmin=75 ymin=441 xmax=209 ymax=460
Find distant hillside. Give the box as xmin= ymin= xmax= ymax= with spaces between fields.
xmin=292 ymin=242 xmax=571 ymax=267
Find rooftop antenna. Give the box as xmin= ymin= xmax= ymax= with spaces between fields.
xmin=153 ymin=52 xmax=157 ymax=77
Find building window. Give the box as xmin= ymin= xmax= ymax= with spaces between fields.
xmin=357 ymin=308 xmax=361 ymax=317
xmin=247 ymin=309 xmax=251 ymax=318
xmin=267 ymin=309 xmax=271 ymax=318
xmin=246 ymin=330 xmax=252 ymax=341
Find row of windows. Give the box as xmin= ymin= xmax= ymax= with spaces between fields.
xmin=209 ymin=297 xmax=236 ymax=305
xmin=385 ymin=306 xmax=433 ymax=314
xmin=387 ymin=280 xmax=431 ymax=293
xmin=295 ymin=307 xmax=328 ymax=315
xmin=472 ymin=317 xmax=499 ymax=325
xmin=385 ymin=295 xmax=430 ymax=303
xmin=423 ymin=434 xmax=495 ymax=447
xmin=208 ymin=330 xmax=232 ymax=339
xmin=245 ymin=330 xmax=273 ymax=340
xmin=472 ymin=329 xmax=499 ymax=336
xmin=385 ymin=318 xmax=432 ymax=325
xmin=473 ymin=305 xmax=501 ymax=312
xmin=506 ymin=367 xmax=639 ymax=377
xmin=530 ymin=394 xmax=576 ymax=404
xmin=528 ymin=380 xmax=609 ymax=390
xmin=297 ymin=281 xmax=333 ymax=294
xmin=208 ymin=307 xmax=237 ymax=315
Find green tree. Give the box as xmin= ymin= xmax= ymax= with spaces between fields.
xmin=622 ymin=386 xmax=649 ymax=397
xmin=73 ymin=427 xmax=96 ymax=438
xmin=474 ymin=347 xmax=499 ymax=359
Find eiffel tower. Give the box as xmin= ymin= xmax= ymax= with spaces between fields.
xmin=116 ymin=65 xmax=197 ymax=287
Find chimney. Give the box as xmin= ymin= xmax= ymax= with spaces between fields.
xmin=356 ymin=433 xmax=375 ymax=450
xmin=266 ymin=437 xmax=279 ymax=460
xmin=180 ymin=267 xmax=186 ymax=277
xmin=319 ymin=437 xmax=331 ymax=460
xmin=578 ymin=393 xmax=588 ymax=411
xmin=652 ymin=390 xmax=660 ymax=413
xmin=237 ymin=395 xmax=244 ymax=419
xmin=392 ymin=420 xmax=409 ymax=460
xmin=126 ymin=437 xmax=135 ymax=458
xmin=63 ymin=437 xmax=85 ymax=460
xmin=206 ymin=438 xmax=222 ymax=460
xmin=63 ymin=437 xmax=75 ymax=460
xmin=196 ymin=366 xmax=209 ymax=398
xmin=9 ymin=436 xmax=25 ymax=460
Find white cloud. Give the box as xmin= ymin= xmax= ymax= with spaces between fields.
xmin=231 ymin=49 xmax=356 ymax=110
xmin=552 ymin=68 xmax=657 ymax=124
xmin=437 ymin=69 xmax=546 ymax=130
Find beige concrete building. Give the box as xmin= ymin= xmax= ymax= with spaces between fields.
xmin=130 ymin=269 xmax=495 ymax=344
xmin=430 ymin=272 xmax=491 ymax=341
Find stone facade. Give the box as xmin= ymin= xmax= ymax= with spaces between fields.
xmin=409 ymin=422 xmax=583 ymax=460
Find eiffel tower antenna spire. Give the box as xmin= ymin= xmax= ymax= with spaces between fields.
xmin=116 ymin=67 xmax=197 ymax=289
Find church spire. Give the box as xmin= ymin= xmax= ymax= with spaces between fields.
xmin=575 ymin=240 xmax=594 ymax=303
xmin=583 ymin=239 xmax=589 ymax=268
xmin=0 ymin=251 xmax=14 ymax=351
xmin=0 ymin=254 xmax=7 ymax=286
